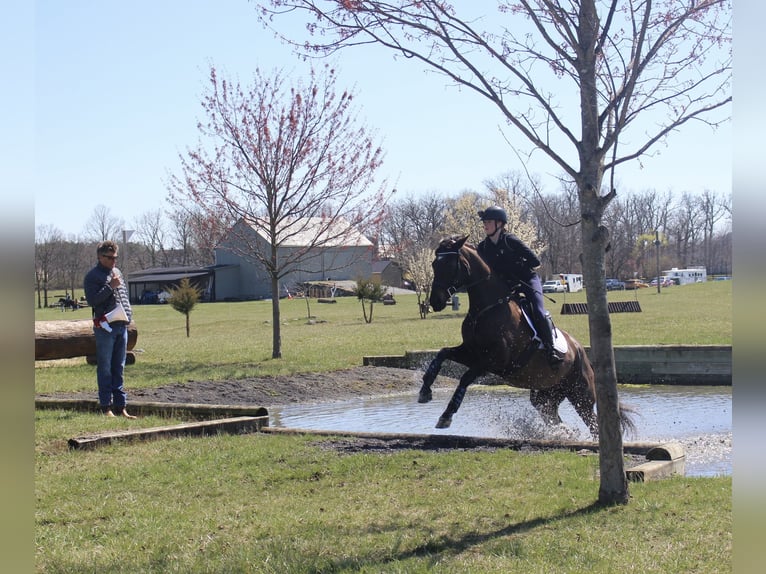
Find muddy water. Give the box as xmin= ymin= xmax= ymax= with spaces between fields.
xmin=270 ymin=384 xmax=731 ymax=477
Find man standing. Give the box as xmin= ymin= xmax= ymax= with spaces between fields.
xmin=84 ymin=240 xmax=137 ymax=418
xmin=476 ymin=206 xmax=563 ymax=366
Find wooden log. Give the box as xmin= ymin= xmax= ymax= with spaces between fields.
xmin=68 ymin=416 xmax=268 ymax=450
xmin=35 ymin=397 xmax=269 ymax=420
xmin=35 ymin=319 xmax=138 ymax=361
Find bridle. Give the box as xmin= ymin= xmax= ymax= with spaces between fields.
xmin=431 ymin=250 xmax=462 ymax=298
xmin=431 ymin=248 xmax=488 ymax=296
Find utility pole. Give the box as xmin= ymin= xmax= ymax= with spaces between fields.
xmin=122 ymin=229 xmax=135 ymax=300
xmin=654 ymin=230 xmax=661 ymax=294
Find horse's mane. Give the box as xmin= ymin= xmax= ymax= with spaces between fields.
xmin=435 ymin=236 xmax=488 ymax=276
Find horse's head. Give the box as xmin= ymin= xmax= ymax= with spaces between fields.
xmin=429 ymin=235 xmax=470 ymax=312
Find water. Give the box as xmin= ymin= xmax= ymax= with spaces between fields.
xmin=270 ymin=384 xmax=731 ymax=477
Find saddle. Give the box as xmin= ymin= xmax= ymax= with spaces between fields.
xmin=508 ymin=288 xmax=569 ymax=357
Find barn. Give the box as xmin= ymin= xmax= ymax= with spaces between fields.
xmin=213 ymin=217 xmax=375 ymax=301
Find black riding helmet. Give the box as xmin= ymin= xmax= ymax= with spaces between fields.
xmin=478 ymin=206 xmax=508 ymax=224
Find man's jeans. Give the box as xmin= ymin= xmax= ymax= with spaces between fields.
xmin=93 ymin=323 xmax=128 ymax=411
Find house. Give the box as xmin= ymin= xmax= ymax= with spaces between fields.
xmin=213 ymin=217 xmax=375 ymax=300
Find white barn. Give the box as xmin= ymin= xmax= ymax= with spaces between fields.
xmin=213 ymin=217 xmax=375 ymax=300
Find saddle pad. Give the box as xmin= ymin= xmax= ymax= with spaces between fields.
xmin=521 ymin=308 xmax=569 ymax=355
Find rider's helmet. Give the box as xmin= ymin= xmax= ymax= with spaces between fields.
xmin=478 ymin=206 xmax=508 ymax=224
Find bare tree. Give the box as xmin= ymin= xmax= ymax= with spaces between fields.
xmin=83 ymin=205 xmax=123 ymax=242
xmin=133 ymin=209 xmax=169 ymax=268
xmin=167 ymin=208 xmax=195 ymax=265
xmin=261 ymin=0 xmax=731 ymax=503
xmin=528 ymin=185 xmax=581 ymax=279
xmin=379 ymin=192 xmax=446 ymax=258
xmin=699 ymin=190 xmax=730 ymax=271
xmin=34 ymin=224 xmax=64 ymax=308
xmin=59 ymin=237 xmax=91 ymax=300
xmin=168 ymin=64 xmax=391 ymax=358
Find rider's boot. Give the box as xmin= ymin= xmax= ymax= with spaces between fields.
xmin=536 ymin=310 xmax=563 ymax=367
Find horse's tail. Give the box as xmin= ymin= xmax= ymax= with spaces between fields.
xmin=573 ymin=342 xmax=637 ymax=439
xmin=618 ymin=402 xmax=638 ymax=439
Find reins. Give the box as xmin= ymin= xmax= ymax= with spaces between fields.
xmin=435 ymin=247 xmax=520 ymax=321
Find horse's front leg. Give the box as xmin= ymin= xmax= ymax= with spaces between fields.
xmin=436 ymin=367 xmax=482 ymax=429
xmin=418 ymin=346 xmax=455 ymax=403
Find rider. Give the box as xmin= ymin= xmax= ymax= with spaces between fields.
xmin=476 ymin=206 xmax=563 ymax=366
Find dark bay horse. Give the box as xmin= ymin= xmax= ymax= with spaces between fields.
xmin=418 ymin=236 xmax=634 ymax=438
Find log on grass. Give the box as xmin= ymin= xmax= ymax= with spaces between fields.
xmin=35 ymin=319 xmax=138 ymax=361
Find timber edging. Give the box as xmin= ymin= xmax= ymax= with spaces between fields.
xmin=363 ymin=345 xmax=732 ymax=385
xmin=36 ymin=399 xmax=684 ymax=479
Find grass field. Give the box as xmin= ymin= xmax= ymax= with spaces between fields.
xmin=34 ymin=279 xmax=731 ymax=394
xmin=34 ymin=281 xmax=732 ymax=572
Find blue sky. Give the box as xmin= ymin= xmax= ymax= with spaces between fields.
xmin=29 ymin=1 xmax=732 ymax=240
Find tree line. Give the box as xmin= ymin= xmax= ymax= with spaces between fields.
xmin=379 ymin=181 xmax=731 ymax=283
xmin=35 ymin=181 xmax=730 ymax=308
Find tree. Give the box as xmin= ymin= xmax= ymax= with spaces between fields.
xmin=58 ymin=237 xmax=91 ymax=299
xmin=168 ymin=64 xmax=391 ymax=358
xmin=402 ymin=245 xmax=434 ymax=319
xmin=261 ymin=0 xmax=731 ymax=504
xmin=354 ymin=276 xmax=386 ymax=323
xmin=133 ymin=209 xmax=169 ymax=268
xmin=84 ymin=205 xmax=123 ymax=242
xmin=34 ymin=225 xmax=63 ymax=308
xmin=379 ymin=192 xmax=445 ymax=258
xmin=168 ymin=278 xmax=201 ymax=337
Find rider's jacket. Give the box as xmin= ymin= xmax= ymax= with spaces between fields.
xmin=477 ymin=231 xmax=540 ymax=282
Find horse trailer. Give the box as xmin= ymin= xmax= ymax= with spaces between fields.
xmin=662 ymin=267 xmax=707 ymax=285
xmin=557 ymin=273 xmax=583 ymax=293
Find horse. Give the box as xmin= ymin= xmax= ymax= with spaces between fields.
xmin=418 ymin=235 xmax=634 ymax=438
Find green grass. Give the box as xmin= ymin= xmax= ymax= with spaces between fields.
xmin=34 ymin=282 xmax=732 ymax=572
xmin=35 ymin=280 xmax=731 ymax=394
xmin=35 ymin=414 xmax=731 ymax=574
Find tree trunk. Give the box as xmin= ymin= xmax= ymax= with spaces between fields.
xmin=576 ymin=0 xmax=628 ymax=505
xmin=35 ymin=319 xmax=138 ymax=360
xmin=580 ymin=183 xmax=629 ymax=505
xmin=271 ymin=275 xmax=282 ymax=358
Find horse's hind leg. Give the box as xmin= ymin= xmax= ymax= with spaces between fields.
xmin=435 ymin=367 xmax=482 ymax=429
xmin=566 ymin=345 xmax=599 ymax=437
xmin=566 ymin=380 xmax=598 ymax=438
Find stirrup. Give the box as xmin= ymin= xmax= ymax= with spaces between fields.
xmin=547 ymin=348 xmax=564 ymax=365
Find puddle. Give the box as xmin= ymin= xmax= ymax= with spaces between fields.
xmin=270 ymin=384 xmax=731 ymax=477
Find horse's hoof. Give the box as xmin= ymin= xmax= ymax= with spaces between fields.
xmin=435 ymin=416 xmax=452 ymax=429
xmin=418 ymin=389 xmax=432 ymax=403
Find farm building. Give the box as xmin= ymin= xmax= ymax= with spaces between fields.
xmin=126 ymin=265 xmax=234 ymax=304
xmin=213 ymin=217 xmax=375 ymax=301
xmin=371 ymin=259 xmax=407 ymax=289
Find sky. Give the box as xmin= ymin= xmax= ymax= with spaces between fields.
xmin=28 ymin=1 xmax=733 ymax=240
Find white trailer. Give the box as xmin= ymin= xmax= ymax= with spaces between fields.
xmin=557 ymin=273 xmax=583 ymax=293
xmin=662 ymin=267 xmax=707 ymax=285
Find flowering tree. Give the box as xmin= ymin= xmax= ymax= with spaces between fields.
xmin=402 ymin=245 xmax=434 ymax=318
xmin=169 ymin=64 xmax=391 ymax=358
xmin=259 ymin=0 xmax=731 ymax=503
